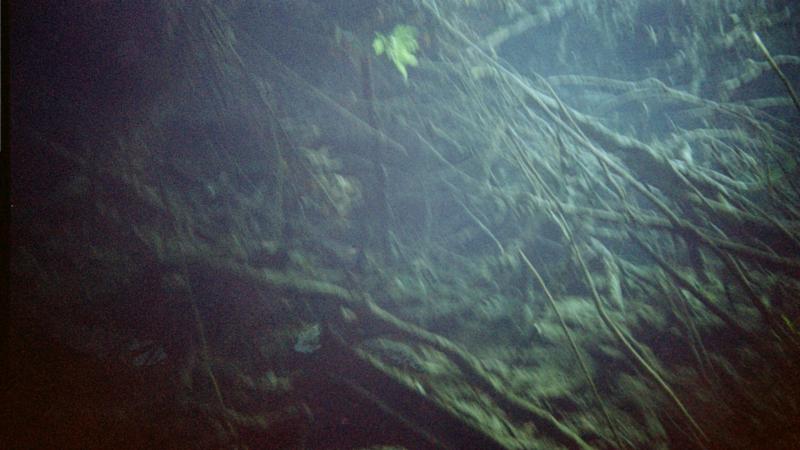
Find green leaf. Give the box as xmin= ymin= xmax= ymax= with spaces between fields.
xmin=373 ymin=24 xmax=419 ymax=83
xmin=372 ymin=35 xmax=385 ymax=55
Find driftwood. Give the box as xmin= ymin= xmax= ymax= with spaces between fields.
xmin=169 ymin=247 xmax=595 ymax=449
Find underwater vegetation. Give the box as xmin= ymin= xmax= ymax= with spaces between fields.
xmin=373 ymin=24 xmax=420 ymax=82
xmin=6 ymin=1 xmax=800 ymax=449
